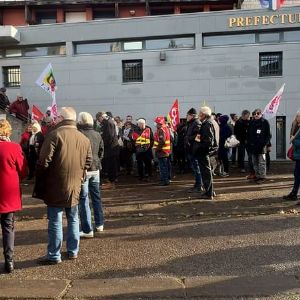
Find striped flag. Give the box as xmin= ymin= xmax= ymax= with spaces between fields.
xmin=259 ymin=0 xmax=285 ymax=10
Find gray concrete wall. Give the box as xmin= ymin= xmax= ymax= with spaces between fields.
xmin=1 ymin=7 xmax=300 ymax=159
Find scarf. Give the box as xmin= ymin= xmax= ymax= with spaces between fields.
xmin=0 ymin=135 xmax=11 ymax=142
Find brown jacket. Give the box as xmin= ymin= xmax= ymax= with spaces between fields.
xmin=33 ymin=120 xmax=92 ymax=207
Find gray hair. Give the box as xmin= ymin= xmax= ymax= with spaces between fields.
xmin=199 ymin=106 xmax=212 ymax=117
xmin=78 ymin=112 xmax=94 ymax=126
xmin=59 ymin=107 xmax=77 ymax=121
xmin=137 ymin=118 xmax=146 ymax=125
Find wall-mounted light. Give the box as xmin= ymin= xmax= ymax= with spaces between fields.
xmin=129 ymin=10 xmax=136 ymax=16
xmin=160 ymin=51 xmax=166 ymax=61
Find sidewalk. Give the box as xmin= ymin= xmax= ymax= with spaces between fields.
xmin=1 ymin=275 xmax=300 ymax=299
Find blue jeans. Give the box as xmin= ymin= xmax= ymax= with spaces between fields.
xmin=187 ymin=153 xmax=202 ymax=187
xmin=158 ymin=157 xmax=170 ymax=184
xmin=292 ymin=160 xmax=300 ymax=195
xmin=47 ymin=206 xmax=80 ymax=261
xmin=79 ymin=172 xmax=104 ymax=233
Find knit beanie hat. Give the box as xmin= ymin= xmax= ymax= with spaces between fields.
xmin=187 ymin=108 xmax=197 ymax=116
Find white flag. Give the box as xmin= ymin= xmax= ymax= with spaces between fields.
xmin=263 ymin=84 xmax=285 ymax=120
xmin=35 ymin=63 xmax=57 ymax=96
xmin=36 ymin=63 xmax=58 ymax=117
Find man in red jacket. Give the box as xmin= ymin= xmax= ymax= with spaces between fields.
xmin=9 ymin=95 xmax=29 ymax=122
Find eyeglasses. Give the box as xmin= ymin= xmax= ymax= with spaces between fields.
xmin=254 ymin=112 xmax=261 ymax=116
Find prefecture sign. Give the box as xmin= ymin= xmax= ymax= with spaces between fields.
xmin=229 ymin=12 xmax=300 ymax=28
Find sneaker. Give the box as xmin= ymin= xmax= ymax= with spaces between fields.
xmin=283 ymin=193 xmax=298 ymax=201
xmin=68 ymin=254 xmax=78 ymax=260
xmin=158 ymin=181 xmax=170 ymax=186
xmin=255 ymin=178 xmax=266 ymax=184
xmin=220 ymin=172 xmax=229 ymax=177
xmin=187 ymin=186 xmax=202 ymax=193
xmin=80 ymin=231 xmax=94 ymax=238
xmin=95 ymin=225 xmax=104 ymax=232
xmin=246 ymin=174 xmax=256 ymax=180
xmin=38 ymin=256 xmax=62 ymax=265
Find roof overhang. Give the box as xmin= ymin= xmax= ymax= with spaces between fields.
xmin=0 ymin=26 xmax=20 ymax=44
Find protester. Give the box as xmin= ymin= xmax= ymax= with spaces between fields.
xmin=218 ymin=115 xmax=232 ymax=177
xmin=184 ymin=108 xmax=202 ymax=192
xmin=0 ymin=119 xmax=27 ymax=273
xmin=235 ymin=110 xmax=251 ymax=173
xmin=283 ymin=111 xmax=300 ymax=200
xmin=228 ymin=113 xmax=238 ymax=166
xmin=121 ymin=121 xmax=135 ymax=175
xmin=33 ymin=107 xmax=92 ymax=264
xmin=97 ymin=112 xmax=120 ymax=190
xmin=77 ymin=112 xmax=105 ymax=238
xmin=194 ymin=106 xmax=217 ymax=200
xmin=210 ymin=113 xmax=220 ymax=176
xmin=27 ymin=122 xmax=44 ymax=180
xmin=153 ymin=116 xmax=171 ymax=186
xmin=132 ymin=118 xmax=154 ymax=181
xmin=247 ymin=108 xmax=271 ymax=184
xmin=9 ymin=95 xmax=29 ymax=122
xmin=19 ymin=123 xmax=32 ymax=160
xmin=0 ymin=87 xmax=10 ymax=111
xmin=174 ymin=119 xmax=187 ymax=174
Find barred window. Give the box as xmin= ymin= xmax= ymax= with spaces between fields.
xmin=3 ymin=66 xmax=21 ymax=88
xmin=259 ymin=52 xmax=282 ymax=77
xmin=122 ymin=60 xmax=143 ymax=83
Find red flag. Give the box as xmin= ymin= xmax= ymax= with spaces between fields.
xmin=167 ymin=99 xmax=180 ymax=130
xmin=32 ymin=105 xmax=44 ymax=121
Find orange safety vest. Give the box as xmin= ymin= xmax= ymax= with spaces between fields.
xmin=153 ymin=125 xmax=171 ymax=154
xmin=132 ymin=127 xmax=151 ymax=151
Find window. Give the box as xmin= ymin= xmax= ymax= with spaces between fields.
xmin=23 ymin=45 xmax=66 ymax=57
xmin=123 ymin=41 xmax=143 ymax=51
xmin=36 ymin=11 xmax=56 ymax=24
xmin=203 ymin=33 xmax=255 ymax=47
xmin=284 ymin=30 xmax=300 ymax=42
xmin=257 ymin=32 xmax=280 ymax=43
xmin=146 ymin=36 xmax=194 ymax=50
xmin=93 ymin=10 xmax=115 ymax=19
xmin=65 ymin=12 xmax=86 ymax=23
xmin=3 ymin=66 xmax=21 ymax=88
xmin=5 ymin=49 xmax=22 ymax=57
xmin=259 ymin=52 xmax=282 ymax=77
xmin=122 ymin=60 xmax=143 ymax=83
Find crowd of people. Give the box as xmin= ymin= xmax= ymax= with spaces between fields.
xmin=0 ymin=102 xmax=300 ymax=273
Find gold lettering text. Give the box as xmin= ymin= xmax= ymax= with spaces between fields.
xmin=262 ymin=15 xmax=270 ymax=25
xmin=236 ymin=17 xmax=245 ymax=27
xmin=229 ymin=17 xmax=237 ymax=27
xmin=288 ymin=13 xmax=296 ymax=24
xmin=280 ymin=14 xmax=288 ymax=24
xmin=269 ymin=15 xmax=279 ymax=24
xmin=245 ymin=16 xmax=253 ymax=26
xmin=253 ymin=16 xmax=261 ymax=26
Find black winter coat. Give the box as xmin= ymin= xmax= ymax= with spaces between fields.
xmin=247 ymin=118 xmax=271 ymax=154
xmin=184 ymin=118 xmax=201 ymax=154
xmin=234 ymin=118 xmax=250 ymax=144
xmin=101 ymin=118 xmax=119 ymax=158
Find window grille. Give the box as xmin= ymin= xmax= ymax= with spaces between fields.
xmin=122 ymin=60 xmax=143 ymax=83
xmin=259 ymin=52 xmax=282 ymax=77
xmin=3 ymin=66 xmax=21 ymax=88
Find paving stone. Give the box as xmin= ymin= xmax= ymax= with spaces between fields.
xmin=66 ymin=277 xmax=185 ymax=299
xmin=0 ymin=279 xmax=69 ymax=299
xmin=185 ymin=275 xmax=300 ymax=297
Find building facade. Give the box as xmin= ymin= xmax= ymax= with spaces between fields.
xmin=1 ymin=6 xmax=300 ymax=159
xmin=0 ymin=0 xmax=240 ymax=26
